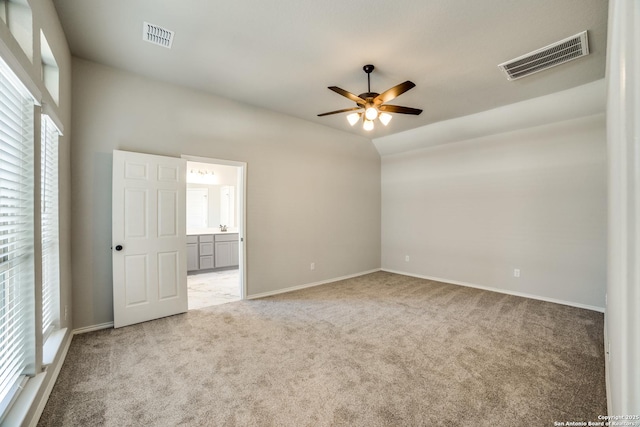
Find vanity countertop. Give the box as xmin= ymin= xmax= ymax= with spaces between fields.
xmin=187 ymin=228 xmax=239 ymax=236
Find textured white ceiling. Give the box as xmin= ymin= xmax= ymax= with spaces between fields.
xmin=52 ymin=0 xmax=608 ymax=138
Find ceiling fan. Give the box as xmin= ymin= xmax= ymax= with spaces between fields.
xmin=318 ymin=64 xmax=422 ymax=131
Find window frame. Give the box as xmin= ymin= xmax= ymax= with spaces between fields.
xmin=0 ymin=54 xmax=36 ymax=421
xmin=0 ymin=59 xmax=64 ymax=425
xmin=40 ymin=114 xmax=60 ymax=342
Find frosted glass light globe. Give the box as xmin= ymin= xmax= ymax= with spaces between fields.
xmin=379 ymin=113 xmax=392 ymax=126
xmin=346 ymin=113 xmax=360 ymax=126
xmin=365 ymin=106 xmax=378 ymax=121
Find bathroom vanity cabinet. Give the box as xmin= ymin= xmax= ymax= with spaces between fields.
xmin=187 ymin=232 xmax=239 ymax=272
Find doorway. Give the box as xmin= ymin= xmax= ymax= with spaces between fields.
xmin=182 ymin=155 xmax=246 ymax=310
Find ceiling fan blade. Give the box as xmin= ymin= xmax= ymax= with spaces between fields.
xmin=328 ymin=86 xmax=366 ymax=105
xmin=375 ymin=81 xmax=416 ymax=104
xmin=379 ymin=105 xmax=423 ymax=115
xmin=317 ymin=107 xmax=362 ymax=117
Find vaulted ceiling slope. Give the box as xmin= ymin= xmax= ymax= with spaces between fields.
xmin=53 ymin=0 xmax=608 ymax=138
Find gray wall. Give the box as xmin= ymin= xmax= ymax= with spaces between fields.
xmin=71 ymin=58 xmax=381 ymax=329
xmin=381 ymin=114 xmax=607 ymax=309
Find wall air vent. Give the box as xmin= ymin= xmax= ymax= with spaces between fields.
xmin=142 ymin=21 xmax=174 ymax=49
xmin=498 ymin=31 xmax=589 ymax=80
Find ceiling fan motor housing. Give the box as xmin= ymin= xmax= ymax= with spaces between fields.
xmin=358 ymin=93 xmax=380 ymax=104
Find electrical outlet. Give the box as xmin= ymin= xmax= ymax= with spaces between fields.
xmin=64 ymin=305 xmax=68 ymax=320
xmin=405 ymin=255 xmax=410 ymax=262
xmin=513 ymin=269 xmax=520 ymax=278
xmin=310 ymin=262 xmax=315 ymax=271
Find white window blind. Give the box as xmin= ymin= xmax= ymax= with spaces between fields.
xmin=41 ymin=115 xmax=59 ymax=339
xmin=0 ymin=59 xmax=35 ymax=416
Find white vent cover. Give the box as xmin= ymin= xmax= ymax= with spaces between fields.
xmin=142 ymin=21 xmax=174 ymax=49
xmin=498 ymin=31 xmax=589 ymax=80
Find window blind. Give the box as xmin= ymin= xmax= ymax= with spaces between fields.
xmin=0 ymin=59 xmax=35 ymax=416
xmin=41 ymin=115 xmax=59 ymax=340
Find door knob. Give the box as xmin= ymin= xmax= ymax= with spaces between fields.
xmin=115 ymin=245 xmax=123 ymax=251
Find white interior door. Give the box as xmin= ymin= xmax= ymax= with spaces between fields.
xmin=112 ymin=150 xmax=187 ymax=328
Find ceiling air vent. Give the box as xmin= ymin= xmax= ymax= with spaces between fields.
xmin=498 ymin=31 xmax=589 ymax=80
xmin=142 ymin=21 xmax=174 ymax=49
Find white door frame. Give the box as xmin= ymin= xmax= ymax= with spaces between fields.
xmin=182 ymin=154 xmax=247 ymax=300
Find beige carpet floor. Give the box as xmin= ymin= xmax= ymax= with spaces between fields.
xmin=38 ymin=272 xmax=606 ymax=426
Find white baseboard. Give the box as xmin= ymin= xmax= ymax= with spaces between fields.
xmin=247 ymin=268 xmax=381 ymax=300
xmin=382 ymin=269 xmax=605 ymax=313
xmin=27 ymin=329 xmax=73 ymax=427
xmin=73 ymin=321 xmax=114 ymax=335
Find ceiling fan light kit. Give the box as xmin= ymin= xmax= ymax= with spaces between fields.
xmin=318 ymin=64 xmax=422 ymax=131
xmin=379 ymin=112 xmax=392 ymax=126
xmin=347 ymin=112 xmax=360 ymax=126
xmin=363 ymin=120 xmax=374 ymax=131
xmin=365 ymin=106 xmax=378 ymax=121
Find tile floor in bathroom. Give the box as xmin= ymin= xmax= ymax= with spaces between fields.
xmin=187 ymin=268 xmax=241 ymax=310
